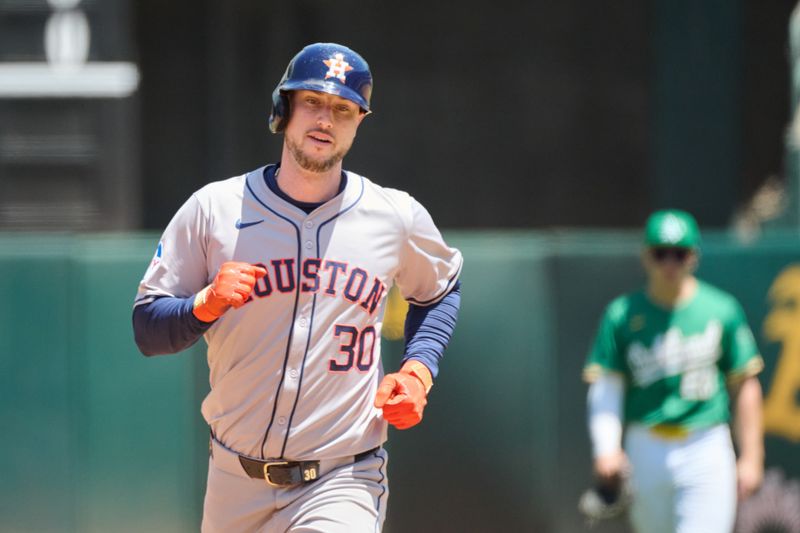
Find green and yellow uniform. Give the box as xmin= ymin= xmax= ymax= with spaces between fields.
xmin=583 ymin=281 xmax=763 ymax=429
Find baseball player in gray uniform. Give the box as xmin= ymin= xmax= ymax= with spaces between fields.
xmin=132 ymin=42 xmax=463 ymax=532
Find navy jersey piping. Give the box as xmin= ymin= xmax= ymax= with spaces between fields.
xmin=374 ymin=450 xmax=387 ymax=532
xmin=279 ymin=175 xmax=366 ymax=457
xmin=405 ymin=259 xmax=463 ymax=306
xmin=245 ymin=170 xmax=303 ymax=460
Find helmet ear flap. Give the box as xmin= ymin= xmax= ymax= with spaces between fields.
xmin=269 ymin=89 xmax=290 ymax=134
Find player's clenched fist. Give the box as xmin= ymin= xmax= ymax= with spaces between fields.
xmin=374 ymin=362 xmax=432 ymax=430
xmin=193 ymin=262 xmax=268 ymax=322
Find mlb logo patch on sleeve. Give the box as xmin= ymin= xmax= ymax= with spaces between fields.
xmin=145 ymin=241 xmax=163 ymax=275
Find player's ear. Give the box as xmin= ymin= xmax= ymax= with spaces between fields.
xmin=640 ymin=248 xmax=659 ymax=277
xmin=687 ymin=249 xmax=700 ymax=272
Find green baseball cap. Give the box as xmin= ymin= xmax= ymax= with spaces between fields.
xmin=643 ymin=209 xmax=701 ymax=248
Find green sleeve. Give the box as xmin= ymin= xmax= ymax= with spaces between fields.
xmin=583 ymin=301 xmax=627 ymax=382
xmin=719 ymin=299 xmax=763 ymax=378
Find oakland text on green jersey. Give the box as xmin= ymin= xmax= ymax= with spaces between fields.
xmin=583 ymin=281 xmax=763 ymax=428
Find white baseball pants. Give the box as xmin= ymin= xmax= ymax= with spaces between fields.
xmin=625 ymin=424 xmax=737 ymax=533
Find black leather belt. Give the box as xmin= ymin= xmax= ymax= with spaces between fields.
xmin=238 ymin=447 xmax=380 ymax=487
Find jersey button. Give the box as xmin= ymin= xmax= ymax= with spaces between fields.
xmin=298 ymin=318 xmax=308 ymax=327
xmin=278 ymin=417 xmax=287 ymax=425
xmin=289 ymin=369 xmax=298 ymax=379
xmin=304 ymin=240 xmax=313 ymax=249
xmin=304 ymin=220 xmax=314 ymax=229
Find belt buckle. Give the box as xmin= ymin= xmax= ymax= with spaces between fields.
xmin=263 ymin=461 xmax=289 ymax=487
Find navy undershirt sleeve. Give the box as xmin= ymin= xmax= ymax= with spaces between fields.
xmin=132 ymin=296 xmax=214 ymax=356
xmin=402 ymin=279 xmax=462 ymax=378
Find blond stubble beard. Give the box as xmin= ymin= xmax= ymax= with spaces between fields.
xmin=285 ymin=134 xmax=350 ymax=173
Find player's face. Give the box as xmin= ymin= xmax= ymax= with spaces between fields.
xmin=642 ymin=247 xmax=697 ymax=284
xmin=284 ymin=90 xmax=366 ymax=173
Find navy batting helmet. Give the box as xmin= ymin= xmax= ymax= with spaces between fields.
xmin=269 ymin=42 xmax=373 ymax=134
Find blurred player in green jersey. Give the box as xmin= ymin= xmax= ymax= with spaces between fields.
xmin=583 ymin=209 xmax=764 ymax=533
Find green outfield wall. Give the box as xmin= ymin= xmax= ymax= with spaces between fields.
xmin=1 ymin=231 xmax=798 ymax=532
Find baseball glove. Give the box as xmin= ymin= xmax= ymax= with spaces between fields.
xmin=578 ymin=473 xmax=633 ymax=526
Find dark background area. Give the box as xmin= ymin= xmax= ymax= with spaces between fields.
xmin=1 ymin=0 xmax=794 ymax=230
xmin=133 ymin=0 xmax=795 ymax=231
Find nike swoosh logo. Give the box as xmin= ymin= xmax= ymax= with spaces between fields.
xmin=235 ymin=219 xmax=263 ymax=230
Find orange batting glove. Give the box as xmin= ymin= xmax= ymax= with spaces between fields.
xmin=374 ymin=361 xmax=433 ymax=430
xmin=193 ymin=262 xmax=268 ymax=322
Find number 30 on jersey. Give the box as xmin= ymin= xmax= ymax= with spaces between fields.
xmin=329 ymin=325 xmax=377 ymax=373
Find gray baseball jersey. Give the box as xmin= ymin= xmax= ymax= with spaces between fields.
xmin=135 ymin=166 xmax=462 ymax=461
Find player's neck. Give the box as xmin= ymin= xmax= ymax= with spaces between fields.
xmin=647 ymin=276 xmax=697 ymax=308
xmin=276 ymin=148 xmax=343 ymax=204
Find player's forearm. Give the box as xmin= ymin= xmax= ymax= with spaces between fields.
xmin=587 ymin=372 xmax=625 ymax=458
xmin=401 ymin=280 xmax=461 ymax=378
xmin=733 ymin=376 xmax=764 ymax=463
xmin=132 ymin=295 xmax=214 ymax=356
